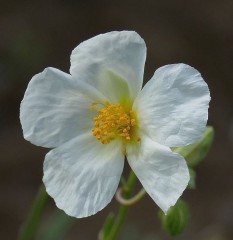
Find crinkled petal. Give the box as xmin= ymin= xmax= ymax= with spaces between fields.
xmin=126 ymin=135 xmax=189 ymax=213
xmin=134 ymin=63 xmax=210 ymax=147
xmin=20 ymin=67 xmax=104 ymax=148
xmin=70 ymin=31 xmax=146 ymax=102
xmin=43 ymin=133 xmax=124 ymax=218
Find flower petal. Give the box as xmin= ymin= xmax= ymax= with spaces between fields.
xmin=134 ymin=64 xmax=210 ymax=147
xmin=70 ymin=31 xmax=146 ymax=102
xmin=126 ymin=135 xmax=189 ymax=213
xmin=20 ymin=67 xmax=104 ymax=148
xmin=43 ymin=133 xmax=124 ymax=218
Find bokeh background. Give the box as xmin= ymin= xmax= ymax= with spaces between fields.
xmin=1 ymin=0 xmax=233 ymax=239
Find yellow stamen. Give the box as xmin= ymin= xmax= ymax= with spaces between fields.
xmin=90 ymin=101 xmax=139 ymax=145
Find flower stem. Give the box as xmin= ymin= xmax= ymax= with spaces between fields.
xmin=116 ymin=188 xmax=146 ymax=206
xmin=18 ymin=185 xmax=50 ymax=240
xmin=104 ymin=171 xmax=137 ymax=240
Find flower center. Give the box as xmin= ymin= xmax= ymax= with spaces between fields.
xmin=90 ymin=101 xmax=137 ymax=144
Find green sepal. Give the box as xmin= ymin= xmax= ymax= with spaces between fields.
xmin=172 ymin=126 xmax=214 ymax=168
xmin=159 ymin=200 xmax=190 ymax=236
xmin=187 ymin=168 xmax=196 ymax=189
xmin=102 ymin=213 xmax=115 ymax=239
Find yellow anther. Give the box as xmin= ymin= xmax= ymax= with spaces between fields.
xmin=131 ymin=119 xmax=136 ymax=126
xmin=89 ymin=101 xmax=138 ymax=144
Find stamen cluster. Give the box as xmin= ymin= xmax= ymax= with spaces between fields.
xmin=90 ymin=102 xmax=136 ymax=144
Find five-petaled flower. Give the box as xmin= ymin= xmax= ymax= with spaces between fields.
xmin=20 ymin=31 xmax=210 ymax=218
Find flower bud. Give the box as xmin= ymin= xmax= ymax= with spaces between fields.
xmin=159 ymin=200 xmax=190 ymax=236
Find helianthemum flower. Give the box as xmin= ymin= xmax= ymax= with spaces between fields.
xmin=20 ymin=31 xmax=210 ymax=218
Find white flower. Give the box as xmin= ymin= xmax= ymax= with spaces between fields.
xmin=20 ymin=31 xmax=210 ymax=218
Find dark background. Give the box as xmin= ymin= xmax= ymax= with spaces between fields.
xmin=1 ymin=0 xmax=233 ymax=239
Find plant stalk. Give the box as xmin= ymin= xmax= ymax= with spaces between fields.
xmin=18 ymin=185 xmax=49 ymax=240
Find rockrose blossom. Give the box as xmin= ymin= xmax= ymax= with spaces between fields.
xmin=20 ymin=31 xmax=210 ymax=218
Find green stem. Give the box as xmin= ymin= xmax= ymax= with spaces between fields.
xmin=116 ymin=188 xmax=146 ymax=206
xmin=105 ymin=171 xmax=137 ymax=240
xmin=18 ymin=185 xmax=50 ymax=240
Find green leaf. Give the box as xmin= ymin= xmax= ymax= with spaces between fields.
xmin=159 ymin=200 xmax=190 ymax=236
xmin=172 ymin=126 xmax=214 ymax=168
xmin=36 ymin=210 xmax=76 ymax=240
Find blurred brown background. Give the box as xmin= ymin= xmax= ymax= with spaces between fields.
xmin=0 ymin=0 xmax=233 ymax=239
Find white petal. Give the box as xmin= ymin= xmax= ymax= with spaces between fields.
xmin=134 ymin=64 xmax=210 ymax=147
xmin=126 ymin=135 xmax=189 ymax=213
xmin=70 ymin=31 xmax=146 ymax=102
xmin=20 ymin=67 xmax=103 ymax=148
xmin=43 ymin=133 xmax=124 ymax=218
